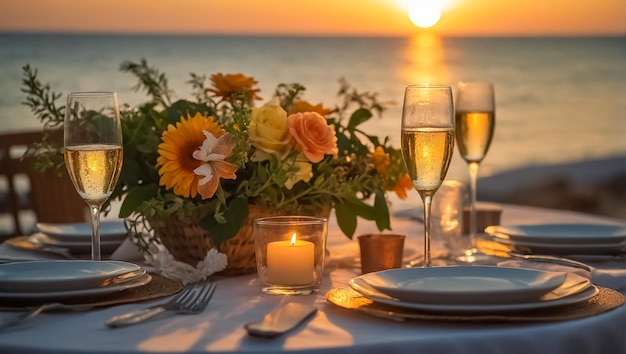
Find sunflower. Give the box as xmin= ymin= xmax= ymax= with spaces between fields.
xmin=157 ymin=113 xmax=223 ymax=198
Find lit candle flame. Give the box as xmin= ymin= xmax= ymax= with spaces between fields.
xmin=290 ymin=232 xmax=297 ymax=246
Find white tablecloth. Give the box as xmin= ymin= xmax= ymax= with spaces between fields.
xmin=0 ymin=204 xmax=625 ymax=354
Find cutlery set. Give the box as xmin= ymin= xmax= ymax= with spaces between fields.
xmin=1 ymin=221 xmax=623 ymax=334
xmin=0 ymin=278 xmax=319 ymax=337
xmin=106 ymin=281 xmax=216 ymax=328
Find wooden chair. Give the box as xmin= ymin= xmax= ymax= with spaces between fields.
xmin=0 ymin=131 xmax=88 ymax=241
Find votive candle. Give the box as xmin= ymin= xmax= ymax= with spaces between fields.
xmin=267 ymin=233 xmax=314 ymax=285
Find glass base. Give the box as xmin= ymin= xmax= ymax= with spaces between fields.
xmin=261 ymin=284 xmax=320 ymax=295
xmin=454 ymin=248 xmax=500 ymax=265
xmin=404 ymin=248 xmax=501 ymax=267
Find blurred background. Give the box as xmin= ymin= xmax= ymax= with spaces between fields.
xmin=0 ymin=0 xmax=624 ymax=232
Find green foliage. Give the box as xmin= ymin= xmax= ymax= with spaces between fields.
xmin=20 ymin=59 xmax=408 ymax=250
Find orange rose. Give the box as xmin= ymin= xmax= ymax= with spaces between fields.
xmin=287 ymin=112 xmax=338 ymax=163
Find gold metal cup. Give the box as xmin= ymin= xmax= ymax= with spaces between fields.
xmin=358 ymin=234 xmax=406 ymax=274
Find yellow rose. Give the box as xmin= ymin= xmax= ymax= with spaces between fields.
xmin=284 ymin=159 xmax=313 ymax=190
xmin=249 ymin=97 xmax=292 ymax=161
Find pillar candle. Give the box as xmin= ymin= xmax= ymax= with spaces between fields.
xmin=267 ymin=233 xmax=314 ymax=285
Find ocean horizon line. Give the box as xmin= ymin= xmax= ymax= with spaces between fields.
xmin=1 ymin=30 xmax=625 ymax=40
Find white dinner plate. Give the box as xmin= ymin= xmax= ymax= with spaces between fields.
xmin=355 ymin=266 xmax=567 ymax=305
xmin=485 ymin=224 xmax=626 ymax=245
xmin=0 ymin=260 xmax=144 ymax=292
xmin=30 ymin=233 xmax=123 ymax=254
xmin=349 ymin=273 xmax=597 ymax=315
xmin=0 ymin=273 xmax=152 ymax=301
xmin=36 ymin=221 xmax=128 ymax=242
xmin=487 ymin=235 xmax=626 ymax=256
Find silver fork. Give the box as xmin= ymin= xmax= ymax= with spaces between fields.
xmin=105 ymin=280 xmax=216 ymax=328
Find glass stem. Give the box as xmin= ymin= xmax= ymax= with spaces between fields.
xmin=90 ymin=204 xmax=102 ymax=261
xmin=468 ymin=161 xmax=479 ymax=250
xmin=422 ymin=194 xmax=433 ymax=268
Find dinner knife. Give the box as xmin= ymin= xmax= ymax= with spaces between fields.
xmin=244 ymin=298 xmax=318 ymax=338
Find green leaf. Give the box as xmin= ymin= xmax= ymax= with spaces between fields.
xmin=335 ymin=131 xmax=352 ymax=154
xmin=199 ymin=198 xmax=249 ymax=245
xmin=347 ymin=108 xmax=372 ymax=131
xmin=119 ymin=184 xmax=159 ymax=218
xmin=167 ymin=100 xmax=213 ymax=125
xmin=373 ymin=190 xmax=391 ymax=231
xmin=335 ymin=202 xmax=357 ymax=239
xmin=349 ymin=198 xmax=378 ymax=220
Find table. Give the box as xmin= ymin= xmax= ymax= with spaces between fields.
xmin=0 ymin=204 xmax=624 ymax=354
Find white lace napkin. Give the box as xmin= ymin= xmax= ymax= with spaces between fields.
xmin=144 ymin=244 xmax=227 ymax=285
xmin=111 ymin=238 xmax=227 ymax=284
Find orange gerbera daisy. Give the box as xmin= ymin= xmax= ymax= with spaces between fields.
xmin=206 ymin=73 xmax=262 ymax=101
xmin=157 ymin=113 xmax=223 ymax=198
xmin=290 ymin=100 xmax=334 ymax=116
xmin=370 ymin=146 xmax=390 ymax=174
xmin=393 ymin=173 xmax=413 ymax=200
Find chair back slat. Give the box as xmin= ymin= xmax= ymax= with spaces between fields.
xmin=0 ymin=131 xmax=88 ymax=240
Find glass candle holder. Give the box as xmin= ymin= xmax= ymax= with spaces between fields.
xmin=253 ymin=216 xmax=328 ymax=295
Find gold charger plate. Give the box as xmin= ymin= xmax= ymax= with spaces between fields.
xmin=5 ymin=235 xmax=114 ymax=259
xmin=326 ymin=286 xmax=624 ymax=322
xmin=0 ymin=274 xmax=182 ymax=311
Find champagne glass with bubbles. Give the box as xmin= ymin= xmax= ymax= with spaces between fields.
xmin=454 ymin=82 xmax=495 ymax=263
xmin=64 ymin=92 xmax=123 ymax=261
xmin=401 ymin=85 xmax=455 ymax=267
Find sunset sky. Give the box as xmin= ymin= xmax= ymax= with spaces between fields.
xmin=0 ymin=0 xmax=624 ymax=36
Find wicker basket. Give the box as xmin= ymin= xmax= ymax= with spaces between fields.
xmin=153 ymin=204 xmax=331 ymax=276
xmin=154 ymin=204 xmax=270 ymax=276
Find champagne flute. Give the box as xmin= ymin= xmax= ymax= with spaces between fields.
xmin=454 ymin=82 xmax=495 ymax=263
xmin=64 ymin=92 xmax=123 ymax=261
xmin=401 ymin=85 xmax=455 ymax=267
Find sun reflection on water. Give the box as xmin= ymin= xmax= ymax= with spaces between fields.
xmin=401 ymin=32 xmax=450 ymax=86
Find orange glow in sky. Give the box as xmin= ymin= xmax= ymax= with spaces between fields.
xmin=0 ymin=0 xmax=624 ymax=36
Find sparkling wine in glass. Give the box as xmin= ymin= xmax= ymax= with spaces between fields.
xmin=64 ymin=92 xmax=123 ymax=261
xmin=454 ymin=81 xmax=495 ymax=263
xmin=401 ymin=85 xmax=455 ymax=267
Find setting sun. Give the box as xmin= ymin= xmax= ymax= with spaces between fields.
xmin=408 ymin=1 xmax=442 ymax=28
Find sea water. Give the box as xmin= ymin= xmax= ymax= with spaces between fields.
xmin=1 ymin=33 xmax=625 ymax=182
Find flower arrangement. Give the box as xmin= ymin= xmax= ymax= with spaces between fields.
xmin=21 ymin=60 xmax=412 ymax=276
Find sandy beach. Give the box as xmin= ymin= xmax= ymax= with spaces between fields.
xmin=478 ymin=155 xmax=626 ymax=220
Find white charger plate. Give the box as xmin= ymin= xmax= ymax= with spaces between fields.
xmin=36 ymin=221 xmax=128 ymax=242
xmin=485 ymin=224 xmax=626 ymax=245
xmin=349 ymin=272 xmax=597 ymax=315
xmin=0 ymin=260 xmax=143 ymax=292
xmin=30 ymin=233 xmax=123 ymax=254
xmin=0 ymin=273 xmax=152 ymax=301
xmin=355 ymin=266 xmax=567 ymax=305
